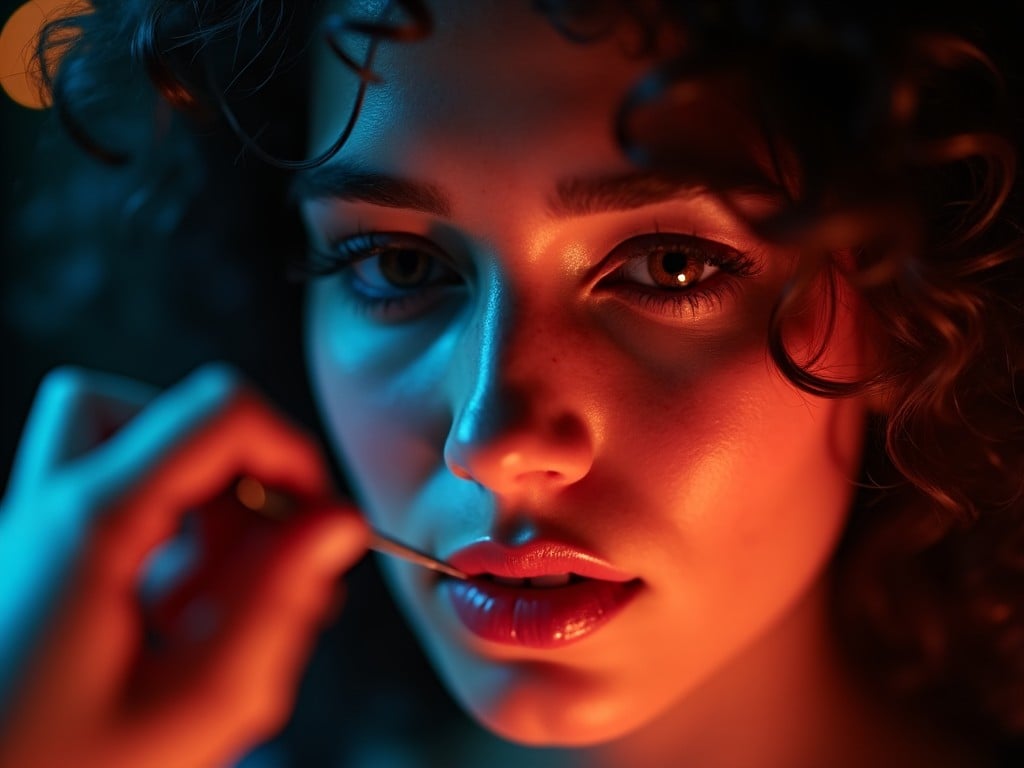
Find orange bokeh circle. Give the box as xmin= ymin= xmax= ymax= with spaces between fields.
xmin=0 ymin=0 xmax=91 ymax=109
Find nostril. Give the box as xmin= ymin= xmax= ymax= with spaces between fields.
xmin=515 ymin=469 xmax=564 ymax=485
xmin=444 ymin=444 xmax=475 ymax=481
xmin=451 ymin=464 xmax=473 ymax=481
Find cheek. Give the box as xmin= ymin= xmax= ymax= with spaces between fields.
xmin=676 ymin=282 xmax=867 ymax=644
xmin=303 ymin=283 xmax=456 ymax=516
xmin=596 ymin=335 xmax=863 ymax=590
xmin=658 ymin=268 xmax=868 ymax=570
xmin=587 ymin=278 xmax=867 ymax=685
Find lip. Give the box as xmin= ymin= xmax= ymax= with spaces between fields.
xmin=443 ymin=539 xmax=637 ymax=582
xmin=439 ymin=539 xmax=642 ymax=648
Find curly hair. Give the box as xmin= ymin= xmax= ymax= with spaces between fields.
xmin=36 ymin=0 xmax=1024 ymax=751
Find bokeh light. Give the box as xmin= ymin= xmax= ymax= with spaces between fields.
xmin=0 ymin=0 xmax=90 ymax=109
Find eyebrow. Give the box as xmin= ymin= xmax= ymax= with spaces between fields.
xmin=291 ymin=163 xmax=778 ymax=219
xmin=547 ymin=171 xmax=706 ymax=217
xmin=290 ymin=163 xmax=452 ymax=218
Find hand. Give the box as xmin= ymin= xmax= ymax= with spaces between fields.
xmin=0 ymin=364 xmax=369 ymax=768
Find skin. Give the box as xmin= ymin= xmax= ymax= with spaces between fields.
xmin=302 ymin=0 xmax=874 ymax=754
xmin=0 ymin=365 xmax=369 ymax=768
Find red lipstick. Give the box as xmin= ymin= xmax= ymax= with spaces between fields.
xmin=439 ymin=540 xmax=642 ymax=648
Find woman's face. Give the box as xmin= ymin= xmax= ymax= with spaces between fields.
xmin=301 ymin=0 xmax=869 ymax=747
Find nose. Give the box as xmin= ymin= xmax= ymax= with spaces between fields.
xmin=444 ymin=388 xmax=593 ymax=493
xmin=443 ymin=285 xmax=594 ymax=496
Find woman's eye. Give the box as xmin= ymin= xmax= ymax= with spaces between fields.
xmin=350 ymin=247 xmax=447 ymax=294
xmin=618 ymin=244 xmax=720 ymax=289
xmin=601 ymin=233 xmax=762 ymax=319
xmin=294 ymin=232 xmax=463 ymax=320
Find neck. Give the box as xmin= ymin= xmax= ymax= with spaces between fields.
xmin=577 ymin=576 xmax=980 ymax=768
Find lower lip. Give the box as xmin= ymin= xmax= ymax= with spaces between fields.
xmin=440 ymin=577 xmax=642 ymax=648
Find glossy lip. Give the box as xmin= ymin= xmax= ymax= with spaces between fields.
xmin=443 ymin=538 xmax=637 ymax=581
xmin=439 ymin=538 xmax=643 ymax=648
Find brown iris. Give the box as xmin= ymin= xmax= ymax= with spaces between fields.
xmin=379 ymin=249 xmax=432 ymax=288
xmin=647 ymin=248 xmax=705 ymax=288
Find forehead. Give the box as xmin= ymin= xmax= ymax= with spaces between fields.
xmin=309 ymin=1 xmax=651 ymax=169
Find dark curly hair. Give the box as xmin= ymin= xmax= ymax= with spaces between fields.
xmin=34 ymin=0 xmax=1024 ymax=754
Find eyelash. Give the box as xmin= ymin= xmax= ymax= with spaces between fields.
xmin=598 ymin=233 xmax=763 ymax=319
xmin=291 ymin=231 xmax=763 ymax=320
xmin=291 ymin=232 xmax=457 ymax=318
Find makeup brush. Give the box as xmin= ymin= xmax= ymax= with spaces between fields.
xmin=233 ymin=475 xmax=469 ymax=581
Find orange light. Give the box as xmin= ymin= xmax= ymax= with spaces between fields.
xmin=235 ymin=476 xmax=268 ymax=513
xmin=0 ymin=0 xmax=91 ymax=109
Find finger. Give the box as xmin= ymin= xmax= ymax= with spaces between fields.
xmin=79 ymin=366 xmax=335 ymax=600
xmin=67 ymin=363 xmax=252 ymax=512
xmin=0 ymin=369 xmax=157 ymax=701
xmin=142 ymin=493 xmax=262 ymax=641
xmin=6 ymin=366 xmax=157 ymax=502
xmin=192 ymin=508 xmax=368 ymax=737
xmin=121 ymin=507 xmax=369 ymax=766
xmin=49 ymin=364 xmax=336 ymax=707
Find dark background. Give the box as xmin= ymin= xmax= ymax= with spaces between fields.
xmin=0 ymin=0 xmax=320 ymax=489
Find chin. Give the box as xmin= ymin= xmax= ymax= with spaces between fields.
xmin=452 ymin=672 xmax=664 ymax=748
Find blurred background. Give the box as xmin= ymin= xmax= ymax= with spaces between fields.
xmin=0 ymin=0 xmax=320 ymax=487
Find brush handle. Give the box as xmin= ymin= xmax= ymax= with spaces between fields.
xmin=233 ymin=476 xmax=468 ymax=580
xmin=368 ymin=531 xmax=469 ymax=580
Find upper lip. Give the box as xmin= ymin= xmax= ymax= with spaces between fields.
xmin=443 ymin=538 xmax=637 ymax=582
